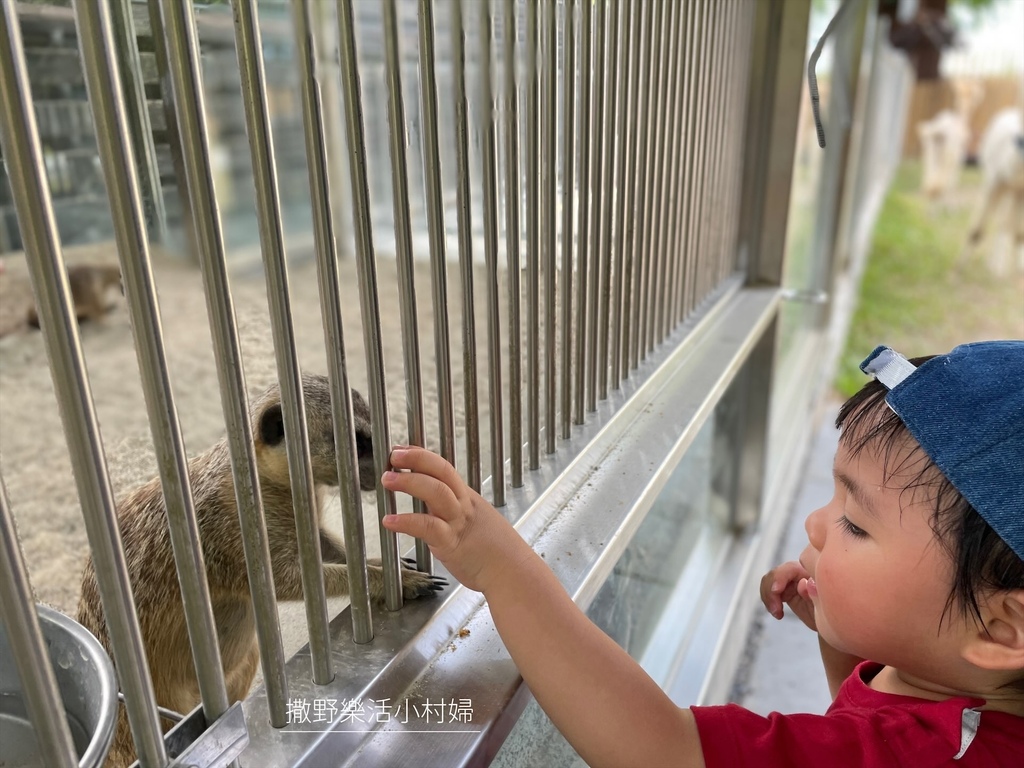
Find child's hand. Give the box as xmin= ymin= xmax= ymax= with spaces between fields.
xmin=760 ymin=561 xmax=817 ymax=630
xmin=381 ymin=446 xmax=529 ymax=594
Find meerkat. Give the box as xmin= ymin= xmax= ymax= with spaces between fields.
xmin=76 ymin=374 xmax=444 ymax=768
xmin=26 ymin=263 xmax=122 ymax=329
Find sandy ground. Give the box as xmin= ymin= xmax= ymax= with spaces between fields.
xmin=0 ymin=240 xmax=509 ymax=681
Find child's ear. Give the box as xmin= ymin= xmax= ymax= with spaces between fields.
xmin=961 ymin=590 xmax=1024 ymax=671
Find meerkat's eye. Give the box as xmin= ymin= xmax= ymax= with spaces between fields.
xmin=258 ymin=404 xmax=286 ymax=446
xmin=356 ymin=431 xmax=372 ymax=458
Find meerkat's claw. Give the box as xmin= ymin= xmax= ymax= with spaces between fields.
xmin=401 ymin=557 xmax=418 ymax=569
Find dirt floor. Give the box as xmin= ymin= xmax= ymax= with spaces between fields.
xmin=0 ymin=240 xmax=505 ymax=674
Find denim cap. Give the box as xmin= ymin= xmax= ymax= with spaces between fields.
xmin=860 ymin=341 xmax=1024 ymax=559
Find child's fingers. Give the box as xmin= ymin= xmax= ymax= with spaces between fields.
xmin=388 ymin=446 xmax=467 ymax=499
xmin=382 ymin=510 xmax=451 ymax=549
xmin=381 ymin=469 xmax=461 ymax=520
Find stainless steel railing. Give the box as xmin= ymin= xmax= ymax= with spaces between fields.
xmin=0 ymin=1 xmax=764 ymax=765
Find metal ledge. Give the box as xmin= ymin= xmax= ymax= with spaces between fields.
xmin=221 ymin=281 xmax=780 ymax=767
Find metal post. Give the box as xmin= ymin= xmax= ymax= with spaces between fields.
xmin=477 ymin=0 xmax=506 ymax=505
xmin=584 ymin=0 xmax=604 ymax=412
xmin=572 ymin=0 xmax=591 ymax=424
xmin=559 ymin=0 xmax=575 ymax=437
xmin=541 ymin=0 xmax=557 ymax=454
xmin=501 ymin=0 xmax=524 ymax=484
xmin=450 ymin=0 xmax=482 ymax=490
xmin=0 ymin=2 xmax=170 ymax=758
xmin=524 ymin=0 xmax=541 ymax=467
xmin=0 ymin=478 xmax=79 ymax=767
xmin=336 ymin=0 xmax=404 ymax=612
xmin=416 ymin=0 xmax=454 ymax=560
xmin=291 ymin=0 xmax=374 ymax=644
xmin=596 ymin=0 xmax=618 ymax=401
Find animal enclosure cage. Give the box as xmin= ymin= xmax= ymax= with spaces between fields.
xmin=0 ymin=0 xmax=851 ymax=766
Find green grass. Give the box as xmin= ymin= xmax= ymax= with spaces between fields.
xmin=833 ymin=161 xmax=1024 ymax=397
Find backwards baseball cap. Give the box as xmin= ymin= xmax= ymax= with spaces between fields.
xmin=860 ymin=341 xmax=1024 ymax=559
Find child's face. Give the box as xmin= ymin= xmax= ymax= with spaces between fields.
xmin=799 ymin=437 xmax=969 ymax=674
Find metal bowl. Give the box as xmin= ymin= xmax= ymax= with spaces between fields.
xmin=0 ymin=603 xmax=117 ymax=768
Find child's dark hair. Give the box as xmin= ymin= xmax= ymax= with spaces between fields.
xmin=837 ymin=355 xmax=1024 ymax=638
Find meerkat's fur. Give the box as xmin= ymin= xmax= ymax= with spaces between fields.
xmin=77 ymin=374 xmax=444 ymax=768
xmin=26 ymin=263 xmax=123 ymax=329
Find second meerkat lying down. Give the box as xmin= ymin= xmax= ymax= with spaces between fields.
xmin=26 ymin=263 xmax=123 ymax=329
xmin=77 ymin=374 xmax=445 ymax=768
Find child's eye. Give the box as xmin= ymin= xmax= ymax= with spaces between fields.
xmin=837 ymin=515 xmax=868 ymax=538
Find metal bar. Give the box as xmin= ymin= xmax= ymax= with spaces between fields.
xmin=73 ymin=0 xmax=234 ymax=722
xmin=0 ymin=2 xmax=170 ymax=760
xmin=450 ymin=0 xmax=482 ymax=490
xmin=584 ymin=0 xmax=604 ymax=413
xmin=572 ymin=0 xmax=591 ymax=424
xmin=156 ymin=0 xmax=291 ymax=726
xmin=628 ymin=0 xmax=653 ymax=371
xmin=559 ymin=0 xmax=575 ymax=438
xmin=417 ymin=0 xmax=453 ymax=562
xmin=524 ymin=0 xmax=541 ymax=467
xmin=541 ymin=0 xmax=557 ymax=454
xmin=500 ymin=0 xmax=524 ymax=485
xmin=620 ymin=0 xmax=644 ymax=375
xmin=652 ymin=0 xmax=680 ymax=344
xmin=669 ymin=0 xmax=698 ymax=329
xmin=596 ymin=0 xmax=618 ymax=401
xmin=662 ymin=0 xmax=688 ymax=334
xmin=382 ymin=0 xmax=431 ymax=539
xmin=704 ymin=1 xmax=728 ymax=299
xmin=478 ymin=0 xmax=506 ymax=505
xmin=0 ymin=479 xmax=79 ymax=766
xmin=610 ymin=0 xmax=632 ymax=389
xmin=336 ymin=0 xmax=404 ymax=612
xmin=109 ymin=0 xmax=167 ymax=243
xmin=291 ymin=0 xmax=374 ymax=643
xmin=641 ymin=0 xmax=667 ymax=357
xmin=685 ymin=0 xmax=712 ymax=317
xmin=228 ymin=0 xmax=333 ymax=687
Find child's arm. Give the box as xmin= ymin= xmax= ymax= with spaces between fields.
xmin=382 ymin=447 xmax=707 ymax=768
xmin=761 ymin=562 xmax=864 ymax=698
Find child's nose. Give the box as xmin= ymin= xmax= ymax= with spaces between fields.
xmin=804 ymin=506 xmax=827 ymax=550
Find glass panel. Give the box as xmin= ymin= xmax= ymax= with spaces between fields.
xmin=492 ymin=363 xmax=750 ymax=766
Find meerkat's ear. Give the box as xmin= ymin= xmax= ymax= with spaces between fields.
xmin=258 ymin=403 xmax=286 ymax=447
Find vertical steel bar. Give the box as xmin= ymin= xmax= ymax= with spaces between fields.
xmin=0 ymin=1 xmax=170 ymax=757
xmin=571 ymin=0 xmax=591 ymax=424
xmin=610 ymin=0 xmax=632 ymax=388
xmin=596 ymin=0 xmax=618 ymax=401
xmin=336 ymin=0 xmax=404 ymax=612
xmin=661 ymin=0 xmax=686 ymax=335
xmin=500 ymin=0 xmax=524 ymax=484
xmin=0 ymin=480 xmax=79 ymax=766
xmin=450 ymin=0 xmax=482 ymax=490
xmin=417 ymin=0 xmax=455 ymax=559
xmin=669 ymin=0 xmax=697 ymax=329
xmin=109 ymin=0 xmax=166 ymax=243
xmin=584 ymin=0 xmax=604 ymax=412
xmin=291 ymin=0 xmax=373 ymax=643
xmin=705 ymin=1 xmax=727 ymax=296
xmin=228 ymin=0 xmax=333 ymax=686
xmin=640 ymin=0 xmax=666 ymax=358
xmin=541 ymin=0 xmax=556 ymax=452
xmin=524 ymin=0 xmax=541 ymax=466
xmin=157 ymin=0 xmax=290 ymax=724
xmin=559 ymin=0 xmax=575 ymax=438
xmin=629 ymin=0 xmax=654 ymax=370
xmin=685 ymin=0 xmax=712 ymax=317
xmin=620 ymin=0 xmax=644 ymax=376
xmin=73 ymin=0 xmax=234 ymax=714
xmin=382 ymin=0 xmax=431 ymax=537
xmin=477 ymin=0 xmax=507 ymax=504
xmin=652 ymin=0 xmax=680 ymax=345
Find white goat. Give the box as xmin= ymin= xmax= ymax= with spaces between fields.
xmin=962 ymin=108 xmax=1024 ymax=275
xmin=918 ymin=109 xmax=970 ymax=210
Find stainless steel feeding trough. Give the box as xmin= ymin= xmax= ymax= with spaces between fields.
xmin=0 ymin=604 xmax=117 ymax=768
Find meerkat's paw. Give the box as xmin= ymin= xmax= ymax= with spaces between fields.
xmin=400 ymin=568 xmax=448 ymax=599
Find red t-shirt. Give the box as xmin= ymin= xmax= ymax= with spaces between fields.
xmin=691 ymin=662 xmax=1022 ymax=767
